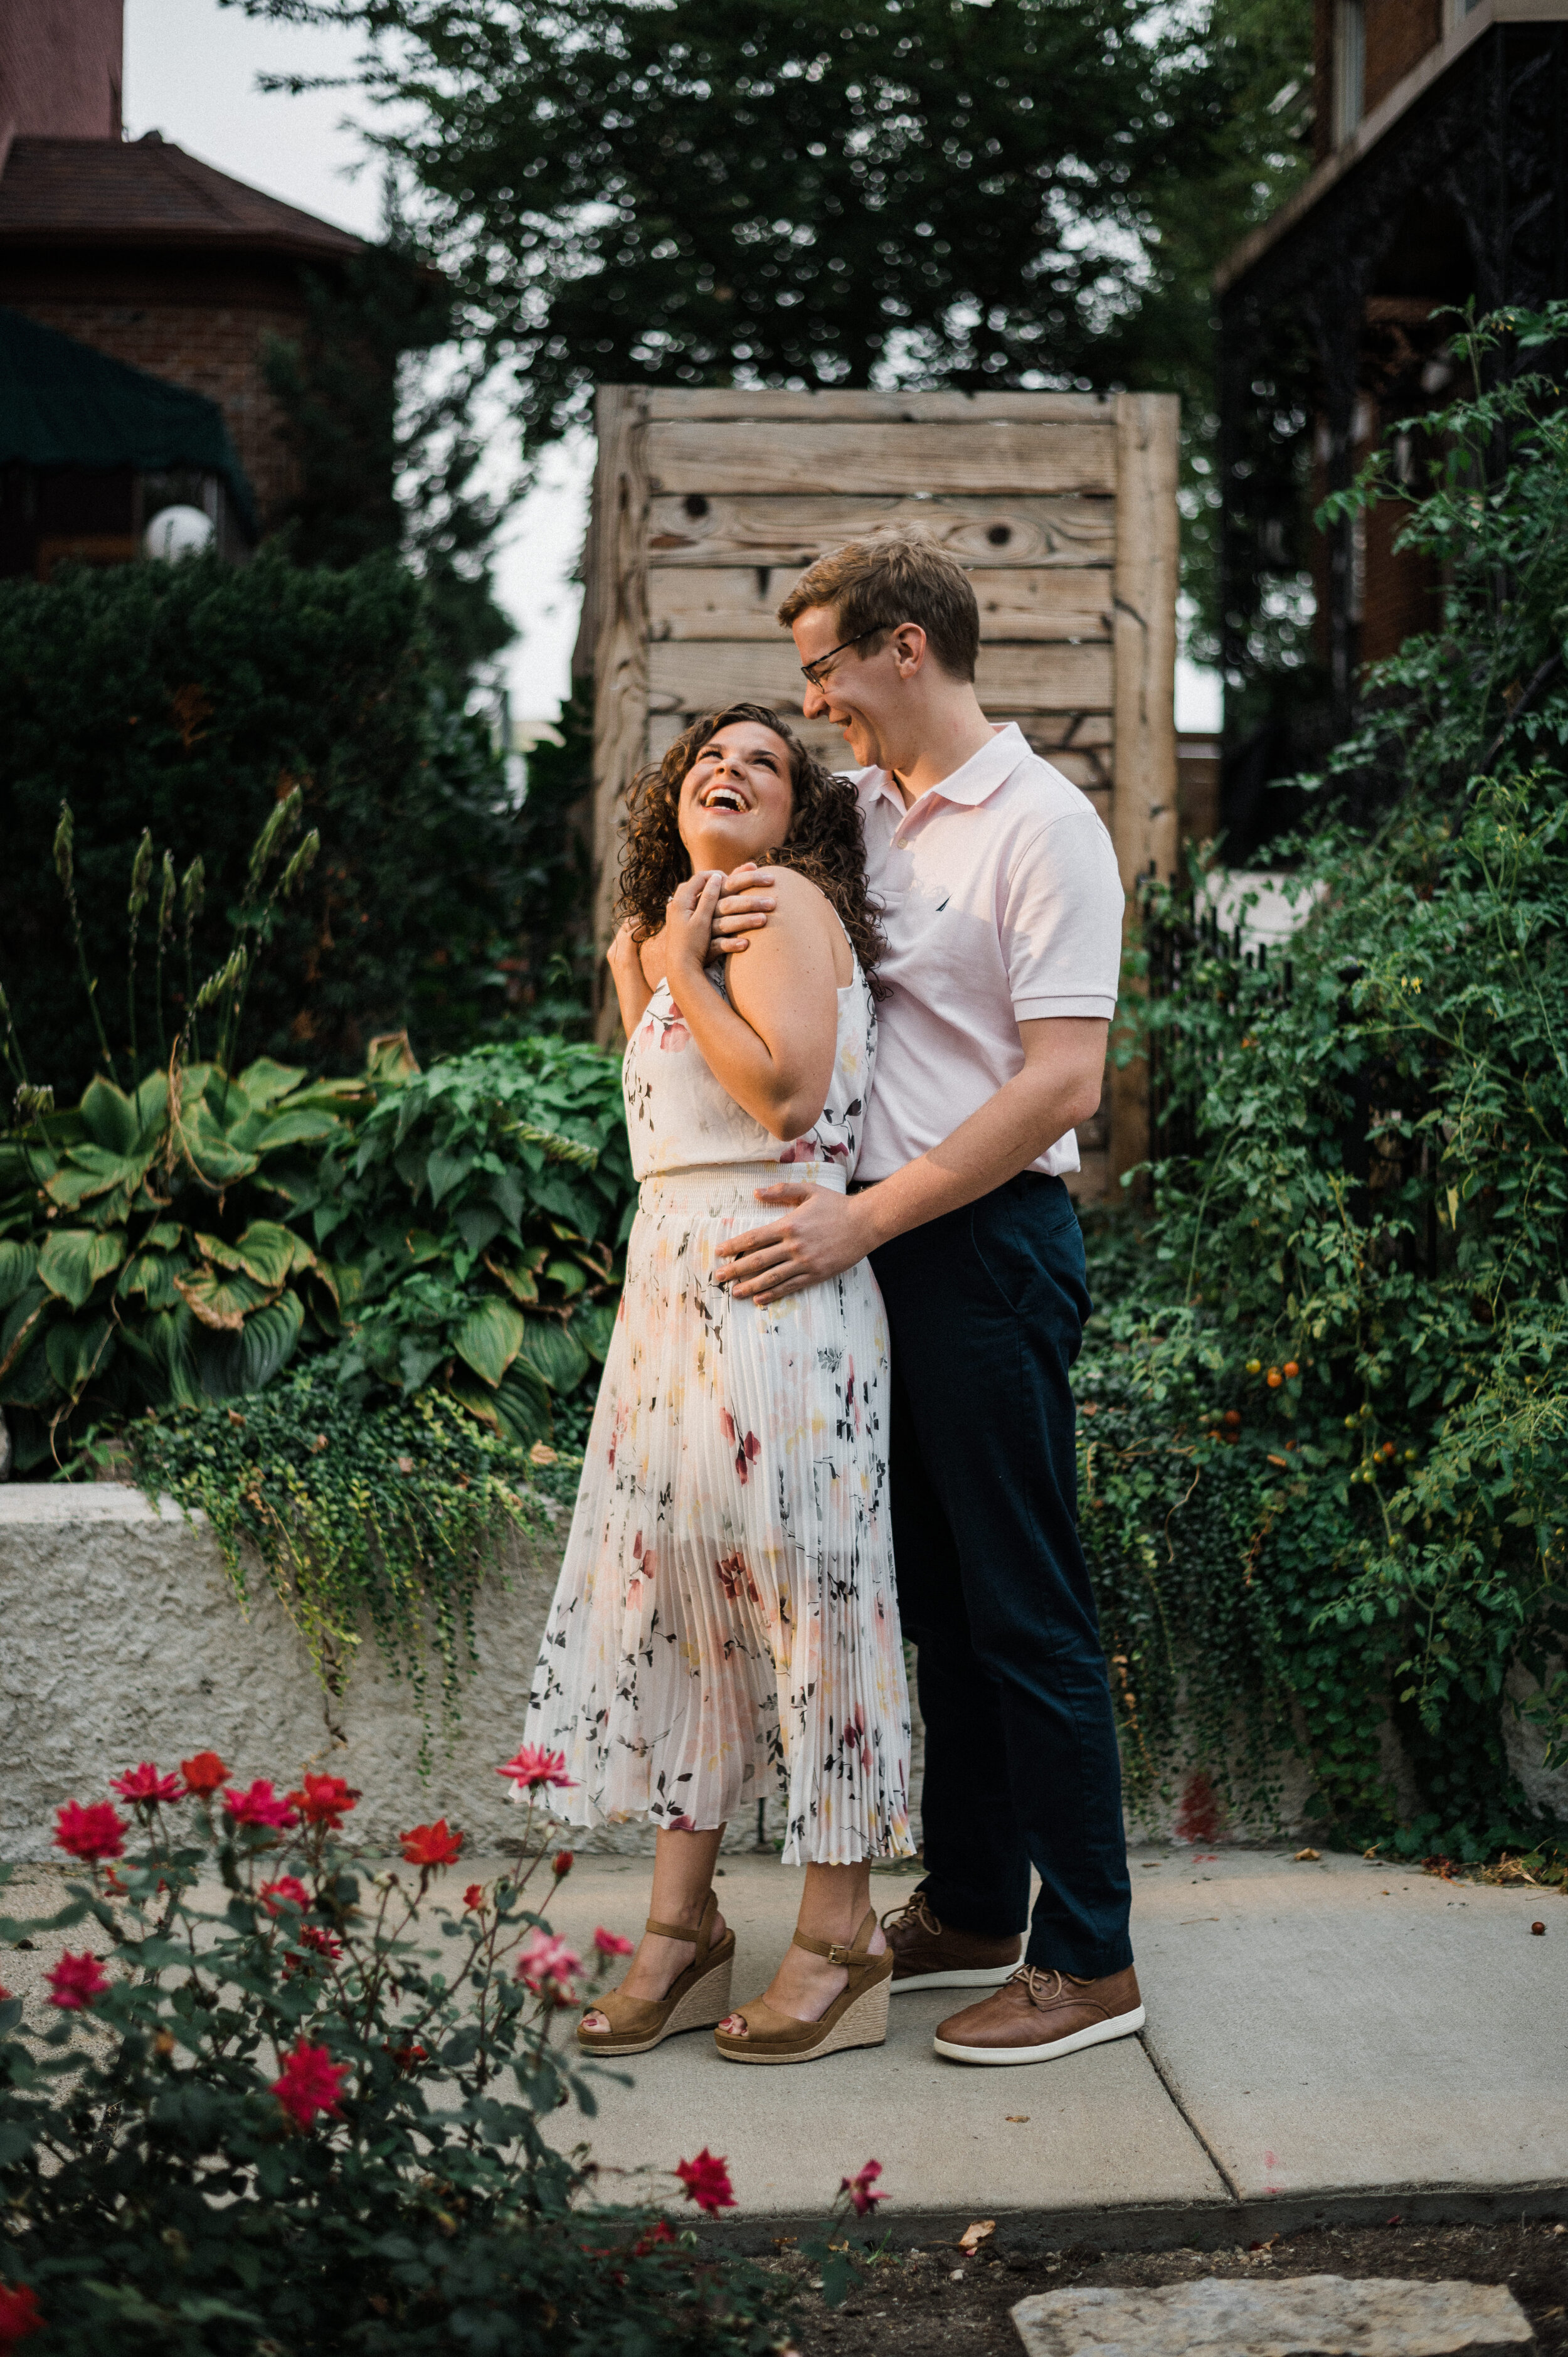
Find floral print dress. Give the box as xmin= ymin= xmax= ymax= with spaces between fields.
xmin=519 ymin=944 xmax=913 ymax=1864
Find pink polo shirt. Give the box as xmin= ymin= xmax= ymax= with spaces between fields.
xmin=849 ymin=723 xmax=1124 ymax=1183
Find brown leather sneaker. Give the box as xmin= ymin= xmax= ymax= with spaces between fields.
xmin=933 ymin=1963 xmax=1143 ymax=2065
xmin=881 ymin=1893 xmax=1023 ymax=1994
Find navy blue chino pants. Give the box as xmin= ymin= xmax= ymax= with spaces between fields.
xmin=869 ymin=1172 xmax=1133 ymax=1979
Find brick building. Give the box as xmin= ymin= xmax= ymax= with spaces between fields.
xmin=1214 ymin=0 xmax=1568 ymax=850
xmin=0 ymin=0 xmax=371 ymax=574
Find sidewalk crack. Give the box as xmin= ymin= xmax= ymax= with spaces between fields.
xmin=1137 ymin=2028 xmax=1241 ymax=2202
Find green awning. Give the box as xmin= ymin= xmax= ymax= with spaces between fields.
xmin=0 ymin=305 xmax=258 ymax=536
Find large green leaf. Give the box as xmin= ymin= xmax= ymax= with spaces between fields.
xmin=0 ymin=1240 xmax=39 ymax=1310
xmin=231 ymin=1105 xmax=342 ymax=1154
xmin=455 ymin=1202 xmax=504 ymax=1253
xmin=118 ymin=1246 xmax=191 ymax=1313
xmin=46 ymin=1314 xmax=115 ymax=1400
xmin=0 ymin=1280 xmax=50 ymax=1380
xmin=484 ymin=1247 xmax=539 ymax=1306
xmin=576 ymin=1299 xmax=619 ymax=1365
xmin=452 ymin=1296 xmax=526 ymax=1388
xmin=174 ymin=1266 xmax=275 ymax=1332
xmin=235 ymin=1057 xmax=307 ymax=1108
xmin=1 ymin=1339 xmax=59 ymax=1411
xmin=38 ymin=1226 xmax=127 ymax=1309
xmin=427 ymin=1147 xmax=474 ymax=1206
xmin=495 ymin=1358 xmax=553 ymax=1447
xmin=196 ymin=1221 xmax=311 ymax=1289
xmin=177 ymin=1100 xmax=260 ymax=1188
xmin=196 ymin=1289 xmax=304 ymax=1399
xmin=519 ymin=1318 xmax=591 ymax=1394
xmin=78 ymin=1075 xmax=140 ymax=1156
xmin=119 ymin=1305 xmax=203 ymax=1411
xmin=43 ymin=1144 xmax=152 ymax=1210
xmin=132 ymin=1070 xmax=170 ymax=1140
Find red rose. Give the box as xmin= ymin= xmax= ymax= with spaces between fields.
xmin=46 ymin=1952 xmax=110 ymax=2011
xmin=495 ymin=1744 xmax=577 ymax=1792
xmin=593 ymin=1926 xmax=634 ymax=1957
xmin=272 ymin=2036 xmax=349 ymax=2129
xmin=222 ymin=1780 xmax=299 ymax=1831
xmin=840 ymin=2159 xmax=887 ymax=2217
xmin=110 ymin=1762 xmax=183 ymax=1806
xmin=399 ymin=1820 xmax=463 ymax=1869
xmin=259 ymin=1876 xmax=310 ymax=1917
xmin=180 ymin=1751 xmax=231 ymax=1797
xmin=674 ymin=2148 xmax=736 ymax=2214
xmin=53 ymin=1799 xmax=127 ymax=1865
xmin=0 ymin=2279 xmax=45 ymax=2349
xmin=553 ymin=1850 xmax=574 ymax=1878
xmin=287 ymin=1772 xmax=360 ymax=1829
xmin=463 ymin=1884 xmax=485 ymax=1910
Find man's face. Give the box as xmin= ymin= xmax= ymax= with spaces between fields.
xmin=791 ymin=606 xmax=901 ymax=770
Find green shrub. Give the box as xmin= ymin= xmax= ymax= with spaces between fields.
xmin=0 ymin=1759 xmax=794 ymax=2353
xmin=0 ymin=548 xmax=532 ymax=1096
xmin=1084 ymin=302 xmax=1568 ymax=1857
xmin=317 ymin=1035 xmax=632 ymax=1450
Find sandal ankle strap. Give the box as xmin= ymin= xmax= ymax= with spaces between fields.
xmin=645 ymin=1890 xmax=716 ymax=1949
xmin=792 ymin=1907 xmax=879 ymax=1969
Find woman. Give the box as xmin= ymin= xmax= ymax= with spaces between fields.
xmin=516 ymin=702 xmax=912 ymax=2067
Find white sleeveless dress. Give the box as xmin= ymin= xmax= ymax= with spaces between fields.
xmin=519 ymin=943 xmax=913 ymax=1864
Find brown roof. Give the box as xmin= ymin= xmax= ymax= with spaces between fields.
xmin=0 ymin=133 xmax=366 ymax=260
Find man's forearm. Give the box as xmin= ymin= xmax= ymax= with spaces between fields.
xmin=852 ymin=1067 xmax=1086 ymax=1252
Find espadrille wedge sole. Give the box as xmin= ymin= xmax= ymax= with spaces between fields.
xmin=712 ymin=1909 xmax=893 ymax=2067
xmin=576 ymin=1892 xmax=736 ymax=2058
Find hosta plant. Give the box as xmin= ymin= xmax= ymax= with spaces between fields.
xmin=317 ymin=1036 xmax=633 ymax=1448
xmin=0 ymin=1753 xmax=795 ymax=2354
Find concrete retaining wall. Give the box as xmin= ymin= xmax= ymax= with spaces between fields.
xmin=2 ymin=1486 xmax=1559 ymax=1863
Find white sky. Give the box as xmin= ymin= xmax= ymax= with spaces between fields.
xmin=121 ymin=0 xmax=1219 ymax=733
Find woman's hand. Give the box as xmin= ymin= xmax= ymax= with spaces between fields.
xmin=664 ymin=871 xmax=724 ymax=982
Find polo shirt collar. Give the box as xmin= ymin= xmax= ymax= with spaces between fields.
xmin=859 ymin=722 xmax=1029 ymax=821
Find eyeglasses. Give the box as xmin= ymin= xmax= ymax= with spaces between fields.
xmin=798 ymin=627 xmax=885 ymax=688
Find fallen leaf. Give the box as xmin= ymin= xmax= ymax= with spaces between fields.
xmin=1005 ymin=2115 xmax=1029 ymax=2124
xmin=1294 ymin=1847 xmax=1321 ymax=1862
xmin=958 ymin=2221 xmax=994 ymax=2255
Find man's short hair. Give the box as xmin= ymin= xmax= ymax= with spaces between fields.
xmin=776 ymin=533 xmax=980 ymax=683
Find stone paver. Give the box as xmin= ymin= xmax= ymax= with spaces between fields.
xmin=1010 ymin=2275 xmax=1535 ymax=2357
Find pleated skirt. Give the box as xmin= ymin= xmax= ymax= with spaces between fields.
xmin=520 ymin=1163 xmax=913 ymax=1865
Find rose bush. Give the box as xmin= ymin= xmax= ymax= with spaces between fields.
xmin=0 ymin=1755 xmax=799 ymax=2353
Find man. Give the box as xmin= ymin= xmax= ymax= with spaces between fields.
xmin=711 ymin=534 xmax=1140 ymax=2066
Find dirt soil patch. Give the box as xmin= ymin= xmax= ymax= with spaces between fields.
xmin=766 ymin=2218 xmax=1568 ymax=2356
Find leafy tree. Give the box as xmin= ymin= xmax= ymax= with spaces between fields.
xmin=241 ymin=0 xmax=1311 ymax=477
xmin=0 ymin=549 xmax=532 ymax=1099
xmin=262 ymin=192 xmax=516 ymax=688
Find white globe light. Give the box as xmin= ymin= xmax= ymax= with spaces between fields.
xmin=143 ymin=505 xmax=215 ymax=561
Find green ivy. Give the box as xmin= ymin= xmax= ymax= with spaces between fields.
xmin=129 ymin=1374 xmax=542 ymax=1755
xmin=1082 ymin=302 xmax=1568 ymax=1860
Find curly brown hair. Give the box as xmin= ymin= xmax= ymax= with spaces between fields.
xmin=615 ymin=702 xmax=887 ymax=994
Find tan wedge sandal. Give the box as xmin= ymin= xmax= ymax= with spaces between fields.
xmin=712 ymin=1908 xmax=893 ymax=2066
xmin=575 ymin=1890 xmax=736 ymax=2058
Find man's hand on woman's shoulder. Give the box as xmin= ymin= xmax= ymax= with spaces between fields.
xmin=710 ymin=862 xmax=780 ymax=956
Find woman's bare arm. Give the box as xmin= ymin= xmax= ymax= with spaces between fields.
xmin=663 ymin=870 xmax=843 ymax=1141
xmin=606 ymin=921 xmax=655 ymax=1036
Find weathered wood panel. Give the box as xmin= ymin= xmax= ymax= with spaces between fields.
xmin=645 ymin=422 xmax=1118 ymax=499
xmin=648 ymin=565 xmax=1113 ymax=642
xmin=1108 ymin=391 xmax=1181 ymax=1186
xmin=647 ymin=639 xmax=1113 ymax=718
xmin=587 ymin=391 xmax=651 ymax=1024
xmin=647 ymin=493 xmax=1114 ymax=569
xmin=644 ymin=391 xmax=1115 ymax=424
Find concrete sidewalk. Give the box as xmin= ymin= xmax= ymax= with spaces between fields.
xmin=5 ymin=1841 xmax=1564 ymax=2240
xmin=534 ymin=1844 xmax=1568 ymax=2238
